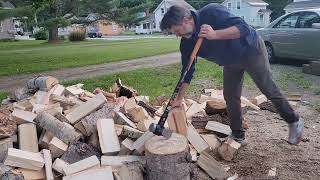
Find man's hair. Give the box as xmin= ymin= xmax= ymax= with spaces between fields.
xmin=160 ymin=5 xmax=192 ymax=31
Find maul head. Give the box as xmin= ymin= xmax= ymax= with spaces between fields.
xmin=149 ymin=123 xmax=172 ymax=139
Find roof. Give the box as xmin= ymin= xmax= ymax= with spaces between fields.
xmin=285 ymin=0 xmax=320 ymax=10
xmin=1 ymin=1 xmax=15 ymax=9
xmin=258 ymin=9 xmax=272 ymax=13
xmin=223 ymin=0 xmax=268 ymax=6
xmin=139 ymin=14 xmax=155 ymax=24
xmin=153 ymin=0 xmax=195 ymax=13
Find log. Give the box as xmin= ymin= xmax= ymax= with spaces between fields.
xmin=42 ymin=149 xmax=54 ymax=180
xmin=27 ymin=76 xmax=59 ymax=92
xmin=61 ymin=142 xmax=101 ymax=164
xmin=126 ymin=106 xmax=149 ymax=123
xmin=137 ymin=101 xmax=156 ymax=117
xmin=12 ymin=109 xmax=37 ymax=124
xmin=201 ymin=134 xmax=221 ymax=152
xmin=186 ymin=103 xmax=204 ymax=118
xmin=205 ymin=121 xmax=232 ymax=136
xmin=136 ymin=119 xmax=157 ymax=132
xmin=186 ymin=124 xmax=209 ymax=153
xmin=217 ymin=138 xmax=241 ymax=161
xmin=63 ymin=155 xmax=100 ymax=176
xmin=0 ymin=138 xmax=12 ymax=163
xmin=17 ymin=168 xmax=46 ymax=180
xmin=63 ymin=166 xmax=113 ymax=180
xmin=35 ymin=112 xmax=82 ymax=144
xmin=205 ymin=99 xmax=227 ymax=115
xmin=145 ymin=133 xmax=191 ymax=180
xmin=113 ymin=111 xmax=137 ymax=128
xmin=118 ymin=163 xmax=144 ymax=180
xmin=0 ymin=109 xmax=16 ymax=138
xmin=101 ymin=156 xmax=145 ymax=167
xmin=167 ymin=107 xmax=188 ymax=136
xmin=48 ymin=137 xmax=68 ymax=158
xmin=241 ymin=96 xmax=260 ymax=111
xmin=38 ymin=130 xmax=54 ymax=149
xmin=252 ymin=94 xmax=267 ymax=106
xmin=119 ymin=138 xmax=134 ymax=155
xmin=52 ymin=84 xmax=65 ymax=96
xmin=97 ymin=119 xmax=120 ymax=155
xmin=197 ymin=151 xmax=228 ymax=180
xmin=65 ymin=93 xmax=107 ymax=124
xmin=4 ymin=148 xmax=44 ymax=170
xmin=120 ymin=125 xmax=144 ymax=139
xmin=18 ymin=123 xmax=39 ymax=152
xmin=52 ymin=158 xmax=69 ymax=175
xmin=78 ymin=104 xmax=113 ymax=136
xmin=132 ymin=131 xmax=154 ymax=154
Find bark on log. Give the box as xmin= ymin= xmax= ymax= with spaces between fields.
xmin=35 ymin=112 xmax=82 ymax=144
xmin=145 ymin=133 xmax=191 ymax=180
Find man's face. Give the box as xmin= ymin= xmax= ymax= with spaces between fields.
xmin=170 ymin=17 xmax=194 ymax=38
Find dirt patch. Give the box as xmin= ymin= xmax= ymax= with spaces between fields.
xmin=189 ymin=63 xmax=320 ymax=179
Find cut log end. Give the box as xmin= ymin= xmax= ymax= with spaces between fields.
xmin=145 ymin=133 xmax=188 ymax=155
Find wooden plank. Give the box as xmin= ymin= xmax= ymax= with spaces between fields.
xmin=197 ymin=151 xmax=228 ymax=180
xmin=63 ymin=155 xmax=100 ymax=176
xmin=201 ymin=134 xmax=221 ymax=151
xmin=17 ymin=168 xmax=46 ymax=180
xmin=66 ymin=93 xmax=106 ymax=124
xmin=48 ymin=137 xmax=68 ymax=158
xmin=97 ymin=119 xmax=120 ymax=154
xmin=18 ymin=123 xmax=39 ymax=152
xmin=241 ymin=96 xmax=260 ymax=110
xmin=101 ymin=156 xmax=145 ymax=167
xmin=52 ymin=84 xmax=65 ymax=96
xmin=126 ymin=106 xmax=149 ymax=123
xmin=4 ymin=148 xmax=44 ymax=170
xmin=120 ymin=125 xmax=144 ymax=139
xmin=12 ymin=109 xmax=37 ymax=124
xmin=252 ymin=94 xmax=267 ymax=106
xmin=167 ymin=107 xmax=188 ymax=136
xmin=52 ymin=158 xmax=69 ymax=175
xmin=42 ymin=149 xmax=54 ymax=180
xmin=63 ymin=166 xmax=114 ymax=180
xmin=114 ymin=111 xmax=137 ymax=128
xmin=38 ymin=130 xmax=54 ymax=149
xmin=186 ymin=124 xmax=209 ymax=153
xmin=205 ymin=121 xmax=232 ymax=136
xmin=132 ymin=131 xmax=154 ymax=154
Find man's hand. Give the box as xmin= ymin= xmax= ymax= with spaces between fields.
xmin=199 ymin=24 xmax=218 ymax=40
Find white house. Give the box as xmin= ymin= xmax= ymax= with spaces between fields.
xmin=0 ymin=1 xmax=15 ymax=40
xmin=135 ymin=0 xmax=194 ymax=34
xmin=222 ymin=0 xmax=272 ymax=28
xmin=284 ymin=0 xmax=320 ymax=14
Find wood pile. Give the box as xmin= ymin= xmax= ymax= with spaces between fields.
xmin=0 ymin=77 xmax=274 ymax=180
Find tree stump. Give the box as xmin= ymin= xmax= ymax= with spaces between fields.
xmin=145 ymin=133 xmax=191 ymax=180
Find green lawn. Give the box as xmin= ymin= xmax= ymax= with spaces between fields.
xmin=0 ymin=38 xmax=179 ymax=77
xmin=62 ymin=59 xmax=253 ymax=103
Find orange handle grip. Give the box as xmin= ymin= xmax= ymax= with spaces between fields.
xmin=188 ymin=37 xmax=204 ymax=70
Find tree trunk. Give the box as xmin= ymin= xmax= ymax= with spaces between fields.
xmin=48 ymin=26 xmax=59 ymax=42
xmin=145 ymin=133 xmax=191 ymax=180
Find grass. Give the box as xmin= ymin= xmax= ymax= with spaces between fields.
xmin=275 ymin=71 xmax=312 ymax=91
xmin=62 ymin=59 xmax=254 ymax=103
xmin=0 ymin=38 xmax=179 ymax=77
xmin=0 ymin=92 xmax=10 ymax=103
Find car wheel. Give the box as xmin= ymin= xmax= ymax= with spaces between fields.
xmin=265 ymin=43 xmax=276 ymax=63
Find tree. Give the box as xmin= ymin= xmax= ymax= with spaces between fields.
xmin=264 ymin=0 xmax=293 ymax=21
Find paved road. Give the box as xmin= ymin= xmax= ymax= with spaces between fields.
xmin=0 ymin=52 xmax=180 ymax=92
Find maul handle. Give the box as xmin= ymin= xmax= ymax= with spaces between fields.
xmin=157 ymin=37 xmax=204 ymax=127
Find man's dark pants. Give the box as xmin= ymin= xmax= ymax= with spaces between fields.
xmin=223 ymin=37 xmax=300 ymax=138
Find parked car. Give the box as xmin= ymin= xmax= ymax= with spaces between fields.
xmin=87 ymin=32 xmax=102 ymax=38
xmin=257 ymin=9 xmax=320 ymax=62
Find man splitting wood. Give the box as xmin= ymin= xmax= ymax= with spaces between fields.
xmin=160 ymin=4 xmax=304 ymax=145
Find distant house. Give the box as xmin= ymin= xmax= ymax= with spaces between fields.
xmin=135 ymin=0 xmax=194 ymax=34
xmin=222 ymin=0 xmax=272 ymax=28
xmin=284 ymin=0 xmax=320 ymax=14
xmin=0 ymin=1 xmax=15 ymax=40
xmin=58 ymin=14 xmax=124 ymax=37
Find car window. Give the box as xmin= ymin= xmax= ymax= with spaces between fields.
xmin=297 ymin=12 xmax=320 ymax=28
xmin=274 ymin=13 xmax=300 ymax=28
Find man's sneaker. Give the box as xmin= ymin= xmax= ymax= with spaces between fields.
xmin=288 ymin=118 xmax=304 ymax=145
xmin=229 ymin=135 xmax=247 ymax=147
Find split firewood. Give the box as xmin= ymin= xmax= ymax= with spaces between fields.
xmin=0 ymin=108 xmax=16 ymax=138
xmin=18 ymin=123 xmax=39 ymax=152
xmin=251 ymin=94 xmax=267 ymax=106
xmin=218 ymin=138 xmax=241 ymax=161
xmin=197 ymin=151 xmax=228 ymax=180
xmin=114 ymin=78 xmax=139 ymax=98
xmin=27 ymin=76 xmax=59 ymax=92
xmin=94 ymin=88 xmax=117 ymax=102
xmin=137 ymin=101 xmax=156 ymax=117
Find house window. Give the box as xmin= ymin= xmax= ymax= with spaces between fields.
xmin=161 ymin=8 xmax=164 ymax=14
xmin=260 ymin=14 xmax=264 ymax=22
xmin=143 ymin=24 xmax=147 ymax=29
xmin=237 ymin=1 xmax=241 ymax=9
xmin=227 ymin=2 xmax=232 ymax=9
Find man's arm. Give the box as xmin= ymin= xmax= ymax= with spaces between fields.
xmin=199 ymin=25 xmax=240 ymax=40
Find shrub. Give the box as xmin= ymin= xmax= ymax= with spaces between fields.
xmin=33 ymin=30 xmax=48 ymax=40
xmin=68 ymin=31 xmax=86 ymax=41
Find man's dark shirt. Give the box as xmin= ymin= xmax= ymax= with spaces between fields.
xmin=181 ymin=3 xmax=259 ymax=84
